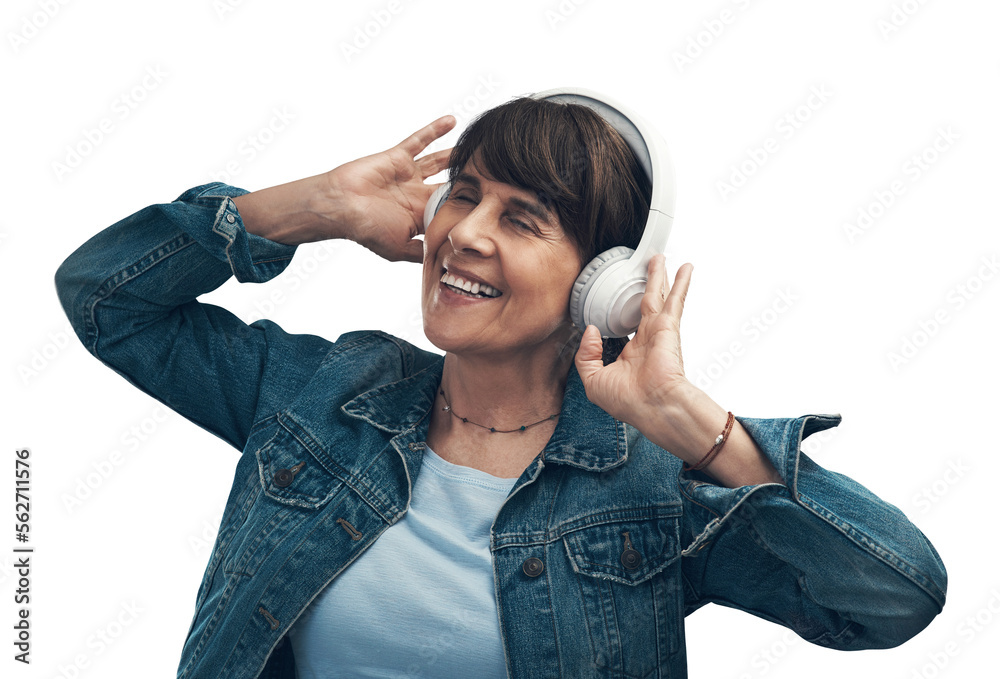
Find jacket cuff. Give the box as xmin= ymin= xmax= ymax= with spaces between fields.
xmin=678 ymin=413 xmax=841 ymax=553
xmin=175 ymin=182 xmax=297 ymax=283
xmin=679 ymin=413 xmax=947 ymax=610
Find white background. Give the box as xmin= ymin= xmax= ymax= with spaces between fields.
xmin=3 ymin=0 xmax=998 ymax=677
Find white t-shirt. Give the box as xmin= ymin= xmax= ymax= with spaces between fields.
xmin=287 ymin=445 xmax=518 ymax=678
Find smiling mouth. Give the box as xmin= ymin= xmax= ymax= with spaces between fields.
xmin=440 ymin=271 xmax=503 ymax=299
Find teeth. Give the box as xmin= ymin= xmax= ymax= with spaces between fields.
xmin=439 ymin=271 xmax=502 ymax=298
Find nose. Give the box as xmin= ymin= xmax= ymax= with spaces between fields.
xmin=447 ymin=201 xmax=498 ymax=258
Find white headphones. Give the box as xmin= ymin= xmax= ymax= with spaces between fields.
xmin=423 ymin=86 xmax=675 ymax=338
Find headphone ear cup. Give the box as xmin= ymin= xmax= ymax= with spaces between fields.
xmin=570 ymin=246 xmax=635 ymax=337
xmin=423 ymin=183 xmax=452 ymax=231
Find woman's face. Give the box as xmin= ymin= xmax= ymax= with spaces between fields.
xmin=421 ymin=161 xmax=584 ymax=361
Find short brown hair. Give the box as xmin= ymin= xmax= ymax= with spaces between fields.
xmin=447 ymin=96 xmax=652 ymax=265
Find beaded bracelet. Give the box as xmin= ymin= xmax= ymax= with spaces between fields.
xmin=683 ymin=411 xmax=735 ymax=472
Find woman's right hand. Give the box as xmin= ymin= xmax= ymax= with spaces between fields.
xmin=234 ymin=115 xmax=455 ymax=263
xmin=320 ymin=115 xmax=456 ymax=263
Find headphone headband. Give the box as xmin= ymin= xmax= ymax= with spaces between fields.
xmin=530 ymin=87 xmax=675 ymax=232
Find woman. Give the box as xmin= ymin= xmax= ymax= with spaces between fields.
xmin=55 ymin=93 xmax=946 ymax=678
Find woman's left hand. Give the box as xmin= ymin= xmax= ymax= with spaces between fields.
xmin=574 ymin=255 xmax=695 ymax=427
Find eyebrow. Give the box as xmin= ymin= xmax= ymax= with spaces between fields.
xmin=453 ymin=172 xmax=555 ymax=225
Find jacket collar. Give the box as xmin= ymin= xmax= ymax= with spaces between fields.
xmin=341 ymin=356 xmax=629 ymax=472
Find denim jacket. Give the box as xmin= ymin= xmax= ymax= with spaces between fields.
xmin=55 ymin=183 xmax=946 ymax=678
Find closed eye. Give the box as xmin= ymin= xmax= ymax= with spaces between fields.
xmin=450 ymin=191 xmax=538 ymax=234
xmin=506 ymin=215 xmax=537 ymax=234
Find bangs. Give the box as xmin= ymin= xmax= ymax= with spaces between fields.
xmin=446 ymin=96 xmax=651 ymax=263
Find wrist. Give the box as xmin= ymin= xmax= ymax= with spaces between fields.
xmin=634 ymin=382 xmax=783 ymax=487
xmin=235 ymin=173 xmax=346 ymax=245
xmin=316 ymin=169 xmax=360 ymax=242
xmin=634 ymin=379 xmax=727 ymax=464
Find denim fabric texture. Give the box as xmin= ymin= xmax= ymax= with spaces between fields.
xmin=54 ymin=183 xmax=947 ymax=678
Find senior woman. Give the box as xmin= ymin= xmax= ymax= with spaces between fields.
xmin=55 ymin=92 xmax=945 ymax=678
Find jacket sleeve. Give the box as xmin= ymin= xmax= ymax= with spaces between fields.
xmin=679 ymin=414 xmax=947 ymax=650
xmin=54 ymin=182 xmax=334 ymax=451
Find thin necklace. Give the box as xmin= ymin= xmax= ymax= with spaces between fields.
xmin=438 ymin=389 xmax=559 ymax=434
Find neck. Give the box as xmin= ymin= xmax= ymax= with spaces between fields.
xmin=437 ymin=325 xmax=582 ymax=432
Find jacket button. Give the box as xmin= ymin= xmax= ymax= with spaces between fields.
xmin=621 ymin=549 xmax=642 ymax=570
xmin=273 ymin=469 xmax=294 ymax=488
xmin=522 ymin=557 xmax=544 ymax=578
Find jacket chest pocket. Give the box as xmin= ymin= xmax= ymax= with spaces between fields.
xmin=223 ymin=413 xmax=345 ymax=577
xmin=562 ymin=512 xmax=683 ymax=678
